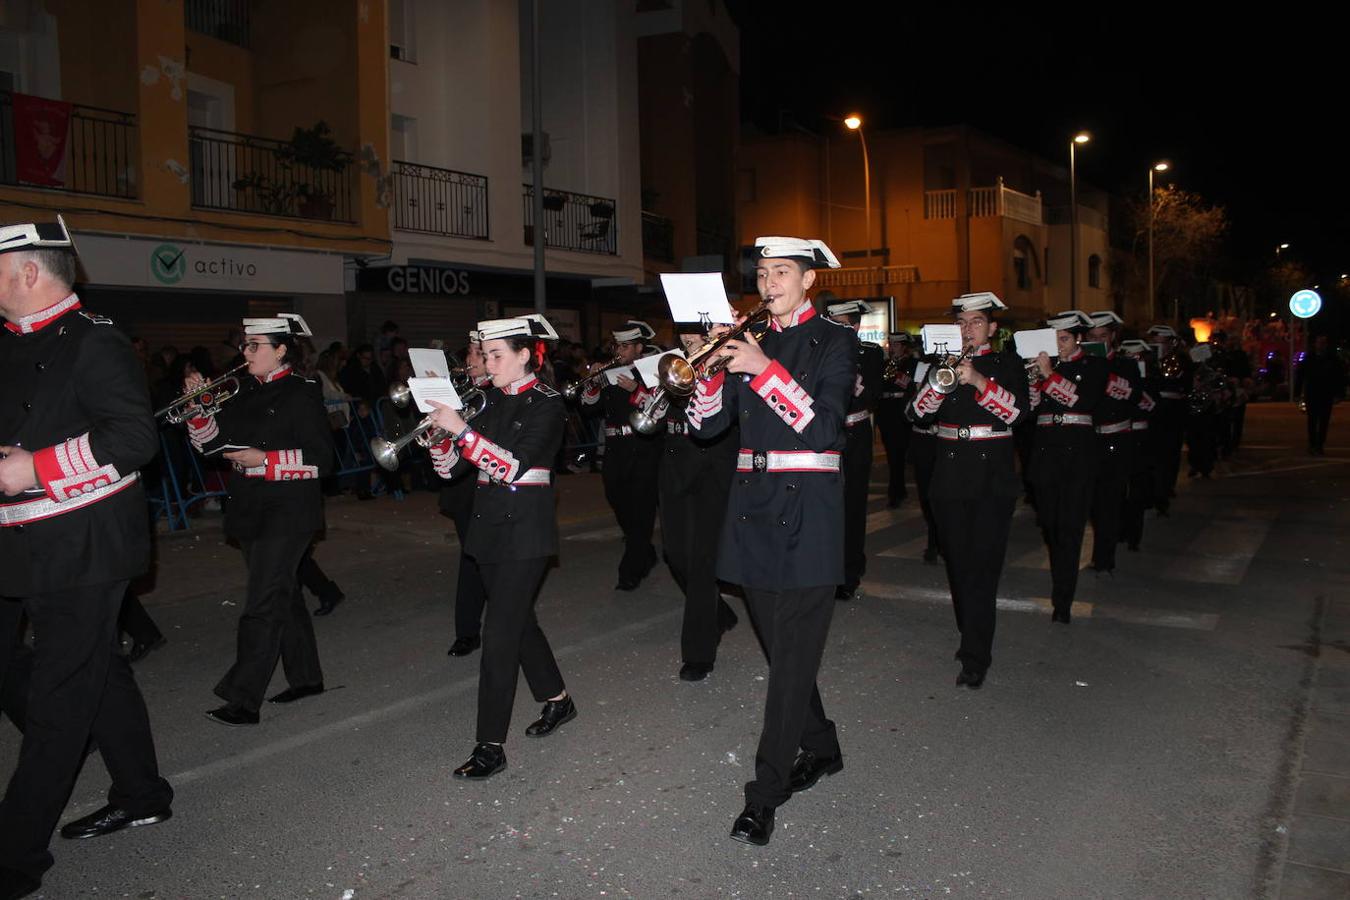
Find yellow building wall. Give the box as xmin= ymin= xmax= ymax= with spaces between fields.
xmin=184 ymin=32 xmax=255 ymax=133
xmin=46 ymin=0 xmax=139 ymax=112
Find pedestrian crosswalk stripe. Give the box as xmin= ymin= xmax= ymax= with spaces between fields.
xmin=565 ymin=525 xmax=626 ymax=542
xmin=1009 ymin=526 xmax=1095 ymax=571
xmin=1165 ymin=515 xmax=1272 ymax=585
xmin=865 ymin=506 xmax=922 ymax=535
xmin=876 ymin=534 xmax=932 ymax=559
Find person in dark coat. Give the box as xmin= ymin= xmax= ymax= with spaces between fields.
xmin=908 ymin=292 xmax=1029 ymax=688
xmin=0 ymin=218 xmax=173 ymax=899
xmin=1118 ymin=339 xmax=1159 ymax=552
xmin=876 ymin=332 xmax=918 ymax=508
xmin=185 ymin=314 xmax=334 ymax=725
xmin=1295 ymin=335 xmax=1346 ymax=455
xmin=1026 ymin=311 xmax=1107 ymax=624
xmin=441 ymin=340 xmax=491 ymax=657
xmin=426 ymin=314 xmax=574 ymax=780
xmin=825 ymin=298 xmax=885 ymax=601
xmin=1085 ymin=311 xmax=1141 ymax=574
xmin=687 ymin=235 xmax=853 ymax=847
xmin=1146 ymin=325 xmax=1191 ymax=514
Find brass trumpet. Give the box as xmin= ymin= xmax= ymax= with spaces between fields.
xmin=370 ymin=380 xmax=488 ymax=471
xmin=155 ymin=363 xmax=248 ymax=423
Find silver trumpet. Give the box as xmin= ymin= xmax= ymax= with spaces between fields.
xmin=926 ymin=346 xmax=975 ymax=394
xmin=630 ymin=389 xmax=673 ymax=435
xmin=370 ymin=380 xmax=488 ymax=471
xmin=155 ymin=363 xmax=248 ymax=423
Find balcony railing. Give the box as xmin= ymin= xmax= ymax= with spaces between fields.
xmin=186 ymin=0 xmax=251 ymax=48
xmin=924 ymin=179 xmax=1043 ymax=225
xmin=392 ymin=160 xmax=489 ymax=239
xmin=814 ymin=265 xmax=920 ymax=288
xmin=522 ymin=185 xmax=617 ymax=255
xmin=189 ymin=127 xmax=355 ymax=222
xmin=642 ymin=210 xmax=674 ymax=262
xmin=0 ymin=90 xmax=138 ymax=199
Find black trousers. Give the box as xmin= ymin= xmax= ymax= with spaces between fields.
xmin=910 ymin=435 xmax=940 ymax=553
xmin=1186 ymin=413 xmax=1217 ymax=476
xmin=475 ymin=558 xmax=565 ymax=744
xmin=446 ymin=484 xmax=487 ymax=640
xmin=1307 ymin=400 xmax=1334 ymax=452
xmin=119 ymin=591 xmax=163 ymax=645
xmin=841 ymin=421 xmax=874 ymax=589
xmin=296 ymin=544 xmax=342 ymax=607
xmin=876 ymin=410 xmax=910 ymax=503
xmin=742 ymin=585 xmax=839 ymax=810
xmin=601 ymin=437 xmax=660 ymax=581
xmin=0 ymin=582 xmax=172 ymax=880
xmin=1090 ymin=435 xmax=1133 ymax=571
xmin=934 ymin=494 xmax=1015 ymax=672
xmin=215 ymin=533 xmax=324 ymax=713
xmin=660 ymin=451 xmax=736 ymax=667
xmin=1121 ymin=430 xmax=1155 ymax=549
xmin=1153 ymin=409 xmax=1185 ymax=508
xmin=1032 ymin=449 xmax=1095 ymax=613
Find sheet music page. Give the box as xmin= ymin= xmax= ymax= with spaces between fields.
xmin=920 ymin=324 xmax=963 ymax=356
xmin=603 ymin=365 xmax=638 ymax=386
xmin=659 ymin=273 xmax=736 ymax=327
xmin=1013 ymin=328 xmax=1058 ymax=359
xmin=408 ymin=348 xmax=451 ymax=379
xmin=635 ymin=351 xmax=685 ymax=388
xmin=407 ymin=376 xmax=462 ymax=413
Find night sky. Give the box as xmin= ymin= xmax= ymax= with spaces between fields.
xmin=726 ymin=5 xmax=1345 ymax=287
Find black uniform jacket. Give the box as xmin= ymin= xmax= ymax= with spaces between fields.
xmin=188 ymin=366 xmax=333 ymax=541
xmin=877 ymin=356 xmax=918 ymax=420
xmin=433 ymin=376 xmax=565 ymax=565
xmin=660 ymin=403 xmax=737 ymax=499
xmin=1094 ymin=351 xmax=1142 ymax=429
xmin=687 ymin=304 xmax=856 ymax=590
xmin=908 ymin=346 xmax=1030 ymax=500
xmin=848 ymin=342 xmax=886 ymax=419
xmin=1028 ymin=350 xmax=1107 ymax=482
xmin=1 ymin=297 xmax=154 ymax=596
xmin=581 ymin=375 xmax=662 ymax=450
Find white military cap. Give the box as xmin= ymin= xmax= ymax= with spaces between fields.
xmin=1046 ymin=310 xmax=1094 ymax=331
xmin=477 ymin=313 xmax=559 ymax=342
xmin=952 ymin=292 xmax=1008 ymax=312
xmin=1119 ymin=339 xmax=1152 ymax=354
xmin=1087 ymin=310 xmax=1124 ymax=327
xmin=612 ymin=319 xmax=656 ymax=343
xmin=753 ymin=236 xmax=842 ymax=269
xmin=889 ymin=331 xmax=914 ymax=344
xmin=244 ymin=313 xmax=312 ymax=337
xmin=826 ymin=299 xmax=872 ymax=317
xmin=0 ymin=215 xmax=76 ymax=254
xmin=1146 ymin=324 xmax=1177 ymax=338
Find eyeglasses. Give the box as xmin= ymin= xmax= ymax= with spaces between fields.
xmin=238 ymin=341 xmax=277 ymax=354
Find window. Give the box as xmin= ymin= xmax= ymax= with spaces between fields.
xmin=1012 ymin=235 xmax=1038 ymax=291
xmin=1088 ymin=254 xmax=1102 ymax=289
xmin=389 ymin=0 xmax=416 ymax=62
xmin=1013 ymin=250 xmax=1029 ymax=291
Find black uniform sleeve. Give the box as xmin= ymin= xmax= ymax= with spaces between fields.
xmin=858 ymin=344 xmax=885 ymax=411
xmin=32 ymin=325 xmax=157 ymax=501
xmin=456 ymin=394 xmax=564 ymax=484
xmin=744 ymin=326 xmax=856 ymax=452
xmin=266 ymin=378 xmax=335 ymax=480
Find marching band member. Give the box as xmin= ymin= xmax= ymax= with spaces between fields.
xmin=0 ymin=218 xmax=173 ymax=898
xmin=1027 ymin=312 xmax=1106 ymax=624
xmin=876 ymin=332 xmax=918 ymax=508
xmin=1119 ymin=339 xmax=1159 ymax=551
xmin=825 ymin=297 xmax=885 ymax=601
xmin=1146 ymin=325 xmax=1189 ymax=515
xmin=659 ymin=328 xmax=739 ymax=682
xmin=441 ymin=339 xmax=490 ymax=657
xmin=909 ymin=292 xmax=1028 ymax=688
xmin=425 ymin=314 xmax=574 ymax=780
xmin=687 ymin=235 xmax=852 ymax=846
xmin=580 ymin=320 xmax=661 ymax=591
xmin=185 ymin=314 xmax=334 ymax=726
xmin=1085 ymin=311 xmax=1140 ymax=574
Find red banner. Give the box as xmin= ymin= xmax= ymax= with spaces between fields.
xmin=12 ymin=92 xmax=71 ymax=188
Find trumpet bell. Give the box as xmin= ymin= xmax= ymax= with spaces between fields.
xmin=657 ymin=355 xmax=697 ymax=397
xmin=928 ymin=364 xmax=961 ymax=394
xmin=388 ymin=382 xmax=413 ymax=409
xmin=370 ymin=437 xmax=403 ymax=471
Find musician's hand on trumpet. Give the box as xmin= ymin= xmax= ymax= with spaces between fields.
xmin=954 ymin=356 xmax=988 ymax=393
xmin=1031 ymin=351 xmax=1054 ymax=380
xmin=425 ymin=399 xmax=468 ymax=441
xmin=614 ymin=373 xmax=639 ymax=392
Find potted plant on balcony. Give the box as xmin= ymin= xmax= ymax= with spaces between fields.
xmin=231 ymin=121 xmax=346 ymax=219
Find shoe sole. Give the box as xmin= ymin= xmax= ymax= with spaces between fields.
xmin=61 ymin=810 xmax=172 ymax=840
xmin=525 ymin=707 xmax=576 ymax=737
xmin=790 ymin=757 xmax=844 ymax=794
xmin=729 ymin=829 xmax=772 ymax=846
xmin=453 ymin=762 xmax=507 ymax=780
xmin=204 ymin=711 xmax=258 ymax=726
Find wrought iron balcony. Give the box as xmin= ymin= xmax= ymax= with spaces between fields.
xmin=189 ymin=126 xmax=355 ymax=222
xmin=186 ymin=0 xmax=251 ymax=48
xmin=391 ymin=160 xmax=489 ymax=239
xmin=0 ymin=90 xmax=138 ymax=199
xmin=522 ymin=185 xmax=617 ymax=255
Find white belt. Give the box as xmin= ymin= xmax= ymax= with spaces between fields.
xmin=1036 ymin=413 xmax=1094 ymax=427
xmin=879 ymin=392 xmax=907 ymax=400
xmin=666 ymin=421 xmax=689 ymax=435
xmin=1096 ymin=421 xmax=1131 ymax=435
xmin=936 ymin=424 xmax=1012 ymax=441
xmin=1131 ymin=421 xmax=1149 ymax=431
xmin=477 ymin=467 xmax=551 ymax=486
xmin=604 ymin=426 xmax=634 ymax=437
xmin=1159 ymin=391 xmax=1184 ymax=400
xmin=736 ymin=450 xmax=841 ymax=473
xmin=911 ymin=424 xmax=937 ymax=436
xmin=845 ymin=411 xmax=871 ymax=427
xmin=0 ymin=473 xmax=139 ymax=527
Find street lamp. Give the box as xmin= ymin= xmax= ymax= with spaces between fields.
xmin=1276 ymin=243 xmax=1290 ymax=257
xmin=1069 ymin=132 xmax=1091 ymax=307
xmin=844 ymin=114 xmax=871 ymax=286
xmin=1147 ymin=160 xmax=1170 ymax=321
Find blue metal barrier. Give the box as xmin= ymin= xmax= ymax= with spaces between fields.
xmin=146 ymin=430 xmax=229 ymax=531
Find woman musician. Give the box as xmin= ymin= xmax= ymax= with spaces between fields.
xmin=424 ymin=314 xmax=575 ymax=779
xmin=183 ymin=314 xmax=334 ymax=725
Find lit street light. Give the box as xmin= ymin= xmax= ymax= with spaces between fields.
xmin=844 ymin=113 xmax=872 ymax=291
xmin=1148 ymin=160 xmax=1170 ymax=321
xmin=1070 ymin=132 xmax=1091 ymax=307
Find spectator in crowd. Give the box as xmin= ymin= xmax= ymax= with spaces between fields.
xmin=1295 ymin=335 xmax=1346 ymax=455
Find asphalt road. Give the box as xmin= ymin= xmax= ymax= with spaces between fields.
xmin=3 ymin=403 xmax=1348 ymax=899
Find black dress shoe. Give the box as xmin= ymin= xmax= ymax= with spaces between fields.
xmin=922 ymin=546 xmax=940 ymax=563
xmin=955 ymin=666 xmax=986 ymax=689
xmin=447 ymin=635 xmax=482 ymax=657
xmin=127 ymin=635 xmax=166 ymax=663
xmin=313 ymin=592 xmax=345 ymax=616
xmin=1051 ymin=609 xmax=1072 ymax=625
xmin=59 ymin=803 xmax=172 ymax=840
xmin=525 ymin=695 xmax=576 ymax=737
xmin=679 ymin=662 xmax=713 ymax=682
xmin=615 ymin=574 xmax=642 ymax=591
xmin=834 ymin=584 xmax=859 ymax=602
xmin=789 ymin=749 xmax=844 ymax=793
xmin=453 ymin=742 xmax=507 ymax=779
xmin=205 ymin=704 xmax=259 ymax=726
xmin=0 ymin=865 xmax=40 ymax=900
xmin=267 ymin=683 xmax=324 ymax=704
xmin=729 ymin=804 xmax=775 ymax=846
